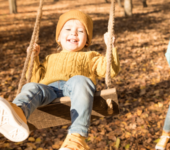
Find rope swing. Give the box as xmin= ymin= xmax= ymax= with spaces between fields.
xmin=106 ymin=0 xmax=115 ymax=114
xmin=13 ymin=0 xmax=119 ymax=130
xmin=17 ymin=0 xmax=44 ymax=95
xmin=17 ymin=0 xmax=116 ymax=116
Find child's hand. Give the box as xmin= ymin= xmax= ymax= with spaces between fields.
xmin=104 ymin=32 xmax=115 ymax=47
xmin=27 ymin=43 xmax=40 ymax=56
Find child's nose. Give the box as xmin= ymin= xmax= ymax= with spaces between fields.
xmin=71 ymin=30 xmax=77 ymax=36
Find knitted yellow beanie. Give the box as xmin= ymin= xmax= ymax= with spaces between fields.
xmin=56 ymin=10 xmax=93 ymax=47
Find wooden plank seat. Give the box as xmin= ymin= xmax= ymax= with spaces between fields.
xmin=28 ymin=88 xmax=119 ymax=131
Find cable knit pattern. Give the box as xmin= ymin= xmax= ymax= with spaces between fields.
xmin=26 ymin=48 xmax=120 ymax=85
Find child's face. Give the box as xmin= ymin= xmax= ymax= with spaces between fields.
xmin=58 ymin=19 xmax=87 ymax=52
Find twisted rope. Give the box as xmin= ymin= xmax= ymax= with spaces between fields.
xmin=105 ymin=0 xmax=115 ymax=114
xmin=17 ymin=0 xmax=44 ymax=95
xmin=27 ymin=3 xmax=43 ymax=83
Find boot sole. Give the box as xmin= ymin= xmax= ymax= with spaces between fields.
xmin=155 ymin=145 xmax=165 ymax=150
xmin=0 ymin=97 xmax=29 ymax=142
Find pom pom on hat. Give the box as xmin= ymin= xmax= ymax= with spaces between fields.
xmin=56 ymin=10 xmax=93 ymax=47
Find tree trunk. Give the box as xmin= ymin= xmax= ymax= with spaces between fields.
xmin=117 ymin=0 xmax=123 ymax=8
xmin=124 ymin=0 xmax=132 ymax=17
xmin=8 ymin=0 xmax=17 ymax=14
xmin=105 ymin=0 xmax=123 ymax=7
xmin=142 ymin=0 xmax=147 ymax=7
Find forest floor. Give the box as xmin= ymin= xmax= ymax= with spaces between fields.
xmin=0 ymin=0 xmax=170 ymax=149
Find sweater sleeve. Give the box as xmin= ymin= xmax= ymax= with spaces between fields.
xmin=26 ymin=55 xmax=49 ymax=83
xmin=90 ymin=47 xmax=120 ymax=78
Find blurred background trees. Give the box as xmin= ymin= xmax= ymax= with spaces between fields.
xmin=8 ymin=0 xmax=17 ymax=14
xmin=105 ymin=0 xmax=147 ymax=17
xmin=8 ymin=0 xmax=147 ymax=17
xmin=124 ymin=0 xmax=132 ymax=17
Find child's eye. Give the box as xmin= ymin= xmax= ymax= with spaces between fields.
xmin=78 ymin=30 xmax=83 ymax=33
xmin=66 ymin=29 xmax=71 ymax=31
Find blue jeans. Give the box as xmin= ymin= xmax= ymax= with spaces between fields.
xmin=13 ymin=75 xmax=96 ymax=137
xmin=163 ymin=105 xmax=170 ymax=132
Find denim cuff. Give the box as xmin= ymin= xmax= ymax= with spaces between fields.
xmin=68 ymin=129 xmax=88 ymax=137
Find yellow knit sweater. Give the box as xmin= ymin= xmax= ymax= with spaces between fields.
xmin=27 ymin=48 xmax=120 ymax=85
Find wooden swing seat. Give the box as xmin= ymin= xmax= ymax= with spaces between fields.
xmin=28 ymin=88 xmax=119 ymax=130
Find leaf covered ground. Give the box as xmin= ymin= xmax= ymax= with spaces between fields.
xmin=0 ymin=0 xmax=170 ymax=149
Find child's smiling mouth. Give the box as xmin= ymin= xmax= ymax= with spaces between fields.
xmin=67 ymin=39 xmax=79 ymax=44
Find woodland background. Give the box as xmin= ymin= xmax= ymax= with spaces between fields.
xmin=0 ymin=0 xmax=170 ymax=149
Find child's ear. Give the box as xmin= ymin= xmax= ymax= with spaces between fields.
xmin=85 ymin=37 xmax=89 ymax=47
xmin=85 ymin=40 xmax=88 ymax=46
xmin=84 ymin=43 xmax=88 ymax=48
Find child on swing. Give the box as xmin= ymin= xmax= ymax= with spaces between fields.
xmin=0 ymin=10 xmax=119 ymax=150
xmin=155 ymin=40 xmax=170 ymax=150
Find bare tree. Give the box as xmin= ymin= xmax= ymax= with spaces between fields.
xmin=105 ymin=0 xmax=123 ymax=8
xmin=124 ymin=0 xmax=132 ymax=17
xmin=117 ymin=0 xmax=123 ymax=7
xmin=8 ymin=0 xmax=17 ymax=14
